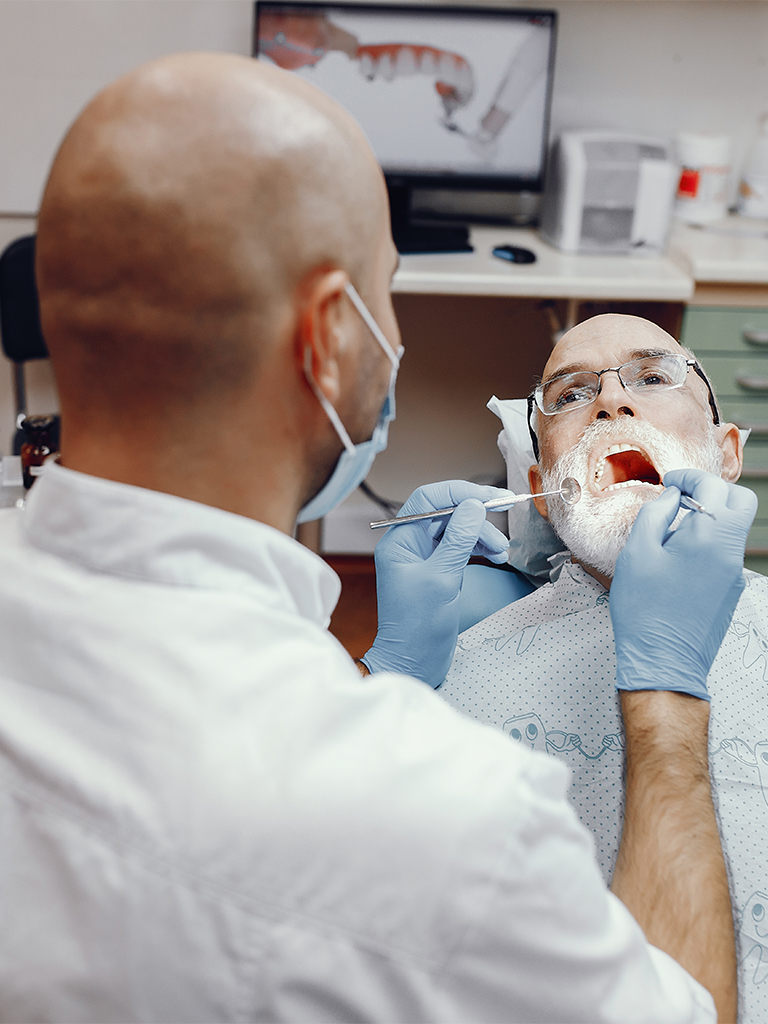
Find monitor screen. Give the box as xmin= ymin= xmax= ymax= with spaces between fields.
xmin=253 ymin=3 xmax=556 ymax=191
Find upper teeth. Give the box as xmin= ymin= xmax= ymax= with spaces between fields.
xmin=358 ymin=46 xmax=473 ymax=102
xmin=594 ymin=443 xmax=644 ymax=485
xmin=602 ymin=480 xmax=661 ymax=493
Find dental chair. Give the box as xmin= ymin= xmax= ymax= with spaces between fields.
xmin=0 ymin=235 xmax=50 ymax=454
xmin=456 ymin=396 xmax=567 ymax=634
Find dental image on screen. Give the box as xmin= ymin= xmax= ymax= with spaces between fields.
xmin=255 ymin=5 xmax=554 ymax=181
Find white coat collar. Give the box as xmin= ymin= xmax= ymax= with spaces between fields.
xmin=22 ymin=464 xmax=341 ymax=627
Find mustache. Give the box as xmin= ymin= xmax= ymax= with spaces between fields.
xmin=544 ymin=418 xmax=680 ymax=470
xmin=541 ymin=418 xmax=720 ymax=496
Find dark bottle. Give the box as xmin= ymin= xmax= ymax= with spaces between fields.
xmin=20 ymin=415 xmax=60 ymax=490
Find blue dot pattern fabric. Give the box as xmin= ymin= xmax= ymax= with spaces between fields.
xmin=440 ymin=560 xmax=768 ymax=1024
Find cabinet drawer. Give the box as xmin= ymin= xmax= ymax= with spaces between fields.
xmin=682 ymin=307 xmax=768 ymax=353
xmin=739 ymin=447 xmax=768 ymax=561
xmin=746 ymin=523 xmax=768 ymax=561
xmin=713 ymin=402 xmax=768 ymax=433
xmin=740 ymin=477 xmax=768 ymax=514
xmin=695 ymin=353 xmax=768 ymax=398
xmin=740 ymin=487 xmax=768 ymax=560
xmin=742 ymin=438 xmax=768 ymax=474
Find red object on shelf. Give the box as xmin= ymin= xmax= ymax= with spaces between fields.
xmin=677 ymin=167 xmax=700 ymax=199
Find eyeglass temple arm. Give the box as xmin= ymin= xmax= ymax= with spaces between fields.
xmin=526 ymin=393 xmax=541 ymax=462
xmin=691 ymin=362 xmax=720 ymax=425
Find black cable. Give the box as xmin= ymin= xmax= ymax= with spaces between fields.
xmin=359 ymin=480 xmax=401 ymax=518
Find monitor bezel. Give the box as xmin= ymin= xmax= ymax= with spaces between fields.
xmin=252 ymin=0 xmax=558 ymax=195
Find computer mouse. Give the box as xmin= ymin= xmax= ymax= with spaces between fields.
xmin=491 ymin=244 xmax=537 ymax=264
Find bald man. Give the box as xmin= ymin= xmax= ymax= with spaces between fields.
xmin=442 ymin=313 xmax=768 ymax=1022
xmin=0 ymin=54 xmax=755 ymax=1023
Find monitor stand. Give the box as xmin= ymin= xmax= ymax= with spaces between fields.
xmin=387 ymin=180 xmax=473 ymax=255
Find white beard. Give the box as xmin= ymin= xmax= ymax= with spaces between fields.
xmin=540 ymin=419 xmax=724 ymax=579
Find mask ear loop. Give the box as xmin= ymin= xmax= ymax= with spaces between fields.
xmin=303 ymin=281 xmax=402 ymax=456
xmin=303 ymin=347 xmax=356 ymax=455
xmin=344 ymin=282 xmax=402 ymax=370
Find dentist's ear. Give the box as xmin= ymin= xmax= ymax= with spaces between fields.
xmin=718 ymin=422 xmax=744 ymax=483
xmin=295 ymin=268 xmax=351 ymax=408
xmin=528 ymin=463 xmax=550 ymax=520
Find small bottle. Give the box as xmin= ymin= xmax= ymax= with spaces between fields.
xmin=20 ymin=415 xmax=60 ymax=490
xmin=675 ymin=132 xmax=732 ymax=223
xmin=738 ymin=113 xmax=768 ymax=219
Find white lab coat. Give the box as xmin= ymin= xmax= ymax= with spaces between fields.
xmin=0 ymin=464 xmax=713 ymax=1022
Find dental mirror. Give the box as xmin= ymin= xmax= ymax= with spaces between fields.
xmin=559 ymin=477 xmax=582 ymax=505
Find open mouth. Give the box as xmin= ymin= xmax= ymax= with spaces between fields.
xmin=593 ymin=443 xmax=662 ymax=493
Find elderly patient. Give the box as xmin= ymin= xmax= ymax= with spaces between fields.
xmin=440 ymin=312 xmax=768 ymax=1024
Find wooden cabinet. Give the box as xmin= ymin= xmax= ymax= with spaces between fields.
xmin=680 ymin=306 xmax=768 ymax=574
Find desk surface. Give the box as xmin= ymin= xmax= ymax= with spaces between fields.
xmin=669 ymin=216 xmax=768 ymax=284
xmin=392 ymin=226 xmax=694 ymax=302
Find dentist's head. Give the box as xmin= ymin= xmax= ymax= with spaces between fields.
xmin=36 ymin=52 xmax=401 ymax=533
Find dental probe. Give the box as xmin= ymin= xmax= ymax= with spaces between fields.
xmin=369 ymin=477 xmax=582 ymax=530
xmin=679 ymin=494 xmax=716 ymax=520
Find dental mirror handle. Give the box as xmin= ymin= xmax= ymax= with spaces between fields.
xmin=369 ymin=488 xmax=563 ymax=530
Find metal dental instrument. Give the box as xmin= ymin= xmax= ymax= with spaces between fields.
xmin=679 ymin=494 xmax=715 ymax=520
xmin=369 ymin=477 xmax=582 ymax=530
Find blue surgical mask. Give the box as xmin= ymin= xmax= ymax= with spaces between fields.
xmin=296 ymin=282 xmax=402 ymax=524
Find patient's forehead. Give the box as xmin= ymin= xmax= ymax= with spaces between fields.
xmin=543 ymin=314 xmax=683 ymax=379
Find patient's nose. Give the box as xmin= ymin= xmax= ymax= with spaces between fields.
xmin=593 ymin=370 xmax=635 ymax=420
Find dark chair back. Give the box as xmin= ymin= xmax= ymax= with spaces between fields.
xmin=0 ymin=235 xmax=50 ymax=453
xmin=0 ymin=235 xmax=48 ymax=362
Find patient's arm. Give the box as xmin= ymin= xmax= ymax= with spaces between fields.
xmin=611 ymin=690 xmax=736 ymax=1024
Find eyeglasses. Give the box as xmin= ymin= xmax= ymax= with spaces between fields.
xmin=532 ymin=354 xmax=720 ymax=424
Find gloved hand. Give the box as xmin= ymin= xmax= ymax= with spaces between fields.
xmin=361 ymin=480 xmax=511 ymax=688
xmin=610 ymin=468 xmax=757 ymax=700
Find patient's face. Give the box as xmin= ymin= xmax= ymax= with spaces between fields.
xmin=529 ymin=314 xmax=741 ymax=581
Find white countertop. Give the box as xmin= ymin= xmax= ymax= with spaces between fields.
xmin=393 ymin=226 xmax=694 ymax=301
xmin=4 ymin=215 xmax=768 ymax=304
xmin=669 ymin=215 xmax=768 ymax=284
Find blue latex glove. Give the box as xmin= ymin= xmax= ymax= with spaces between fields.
xmin=361 ymin=480 xmax=511 ymax=687
xmin=610 ymin=468 xmax=757 ymax=700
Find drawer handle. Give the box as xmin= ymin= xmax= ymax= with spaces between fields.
xmin=744 ymin=329 xmax=768 ymax=346
xmin=736 ymin=373 xmax=768 ymax=392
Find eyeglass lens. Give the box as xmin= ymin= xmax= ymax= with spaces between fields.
xmin=537 ymin=354 xmax=690 ymax=416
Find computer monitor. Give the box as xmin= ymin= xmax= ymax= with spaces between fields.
xmin=253 ymin=2 xmax=557 ymax=252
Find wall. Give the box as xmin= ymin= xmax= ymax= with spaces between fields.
xmin=0 ymin=1 xmax=766 ymax=546
xmin=548 ymin=0 xmax=768 ymax=198
xmin=0 ymin=0 xmax=255 ymax=452
xmin=0 ymin=1 xmax=253 ymax=213
xmin=5 ymin=1 xmax=766 ymax=214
